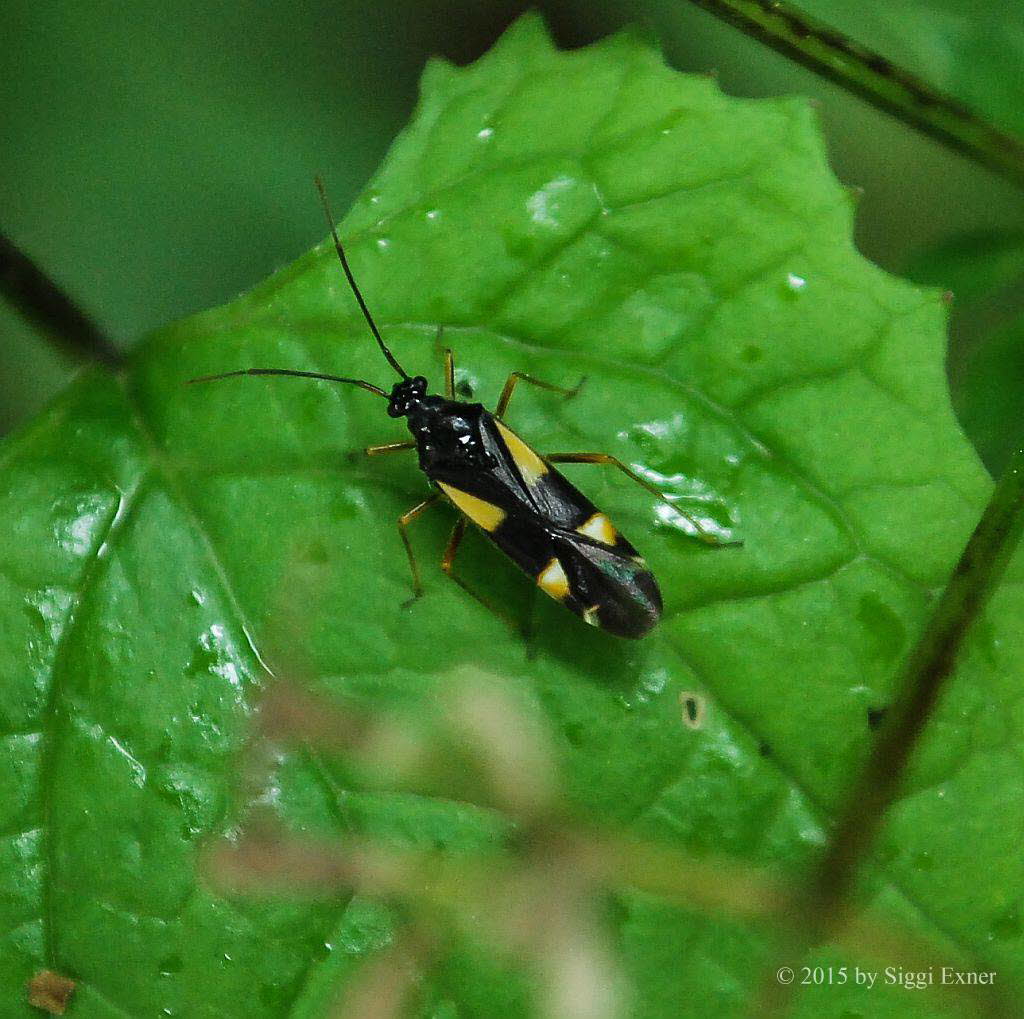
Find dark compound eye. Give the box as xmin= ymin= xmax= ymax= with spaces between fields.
xmin=412 ymin=376 xmax=428 ymax=393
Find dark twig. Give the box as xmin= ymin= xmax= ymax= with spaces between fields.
xmin=765 ymin=445 xmax=1024 ymax=1011
xmin=0 ymin=233 xmax=122 ymax=368
xmin=686 ymin=0 xmax=1024 ymax=189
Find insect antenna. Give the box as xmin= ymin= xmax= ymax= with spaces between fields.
xmin=187 ymin=367 xmax=388 ymax=399
xmin=314 ymin=175 xmax=409 ymax=381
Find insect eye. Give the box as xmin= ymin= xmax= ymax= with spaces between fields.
xmin=412 ymin=376 xmax=427 ymax=393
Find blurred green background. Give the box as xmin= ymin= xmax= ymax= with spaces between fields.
xmin=4 ymin=0 xmax=1024 ymax=470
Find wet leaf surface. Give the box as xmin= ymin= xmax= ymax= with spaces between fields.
xmin=0 ymin=15 xmax=1020 ymax=1017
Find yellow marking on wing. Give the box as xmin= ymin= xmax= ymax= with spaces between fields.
xmin=437 ymin=482 xmax=506 ymax=532
xmin=582 ymin=604 xmax=601 ymax=627
xmin=576 ymin=512 xmax=618 ymax=546
xmin=537 ymin=557 xmax=570 ymax=600
xmin=495 ymin=420 xmax=548 ymax=487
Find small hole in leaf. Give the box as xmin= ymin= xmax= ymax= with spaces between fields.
xmin=679 ymin=692 xmax=706 ymax=729
xmin=456 ymin=378 xmax=475 ymax=398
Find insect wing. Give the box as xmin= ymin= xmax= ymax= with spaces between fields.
xmin=432 ymin=411 xmax=662 ymax=638
xmin=480 ymin=417 xmax=662 ymax=637
xmin=551 ymin=530 xmax=662 ymax=638
xmin=483 ymin=417 xmax=585 ymax=527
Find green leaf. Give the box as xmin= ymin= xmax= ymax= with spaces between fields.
xmin=1 ymin=14 xmax=1020 ymax=1016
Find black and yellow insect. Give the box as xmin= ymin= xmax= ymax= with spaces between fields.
xmin=192 ymin=179 xmax=724 ymax=639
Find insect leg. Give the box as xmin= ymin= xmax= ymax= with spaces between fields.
xmin=444 ymin=346 xmax=455 ymax=400
xmin=397 ymin=493 xmax=443 ymax=604
xmin=495 ymin=370 xmax=586 ymax=419
xmin=440 ymin=519 xmax=520 ymax=632
xmin=441 ymin=517 xmax=466 ymax=568
xmin=366 ymin=441 xmax=416 ymax=456
xmin=544 ymin=452 xmax=742 ymax=547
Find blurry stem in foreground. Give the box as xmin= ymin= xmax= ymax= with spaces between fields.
xmin=216 ymin=669 xmax=990 ymax=1014
xmin=765 ymin=443 xmax=1024 ymax=1011
xmin=0 ymin=233 xmax=121 ymax=368
xmin=685 ymin=0 xmax=1024 ymax=189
